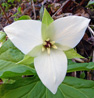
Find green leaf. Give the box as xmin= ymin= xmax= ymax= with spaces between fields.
xmin=0 ymin=40 xmax=24 ymax=62
xmin=0 ymin=76 xmax=94 ymax=98
xmin=0 ymin=59 xmax=35 ymax=78
xmin=2 ymin=78 xmax=15 ymax=84
xmin=0 ymin=31 xmax=6 ymax=42
xmin=67 ymin=60 xmax=94 ymax=72
xmin=8 ymin=0 xmax=14 ymax=3
xmin=64 ymin=49 xmax=84 ymax=59
xmin=80 ymin=72 xmax=85 ymax=79
xmin=0 ymin=40 xmax=35 ymax=78
xmin=17 ymin=15 xmax=31 ymax=20
xmin=17 ymin=6 xmax=21 ymax=13
xmin=0 ymin=48 xmax=23 ymax=62
xmin=0 ymin=40 xmax=16 ymax=54
xmin=42 ymin=8 xmax=54 ymax=40
xmin=87 ymin=1 xmax=94 ymax=6
xmin=2 ymin=3 xmax=8 ymax=8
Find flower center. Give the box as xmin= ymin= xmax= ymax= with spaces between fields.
xmin=42 ymin=38 xmax=57 ymax=54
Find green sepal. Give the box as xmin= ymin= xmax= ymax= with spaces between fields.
xmin=42 ymin=8 xmax=54 ymax=41
xmin=42 ymin=8 xmax=53 ymax=26
xmin=17 ymin=55 xmax=34 ymax=65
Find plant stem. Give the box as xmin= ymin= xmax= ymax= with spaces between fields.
xmin=88 ymin=26 xmax=94 ymax=35
xmin=31 ymin=0 xmax=36 ymax=19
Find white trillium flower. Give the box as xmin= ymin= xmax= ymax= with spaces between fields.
xmin=4 ymin=16 xmax=90 ymax=94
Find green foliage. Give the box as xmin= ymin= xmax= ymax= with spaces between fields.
xmin=80 ymin=72 xmax=86 ymax=79
xmin=13 ymin=6 xmax=31 ymax=21
xmin=0 ymin=59 xmax=35 ymax=78
xmin=8 ymin=0 xmax=15 ymax=3
xmin=13 ymin=7 xmax=22 ymax=21
xmin=0 ymin=31 xmax=6 ymax=42
xmin=87 ymin=1 xmax=94 ymax=9
xmin=1 ymin=0 xmax=21 ymax=14
xmin=0 ymin=76 xmax=94 ymax=98
xmin=0 ymin=39 xmax=24 ymax=62
xmin=68 ymin=60 xmax=94 ymax=72
xmin=0 ymin=40 xmax=35 ymax=78
xmin=87 ymin=1 xmax=94 ymax=6
xmin=14 ymin=15 xmax=31 ymax=21
xmin=64 ymin=49 xmax=84 ymax=59
xmin=2 ymin=3 xmax=9 ymax=8
xmin=2 ymin=78 xmax=15 ymax=84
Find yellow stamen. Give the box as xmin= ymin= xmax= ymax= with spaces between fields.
xmin=42 ymin=46 xmax=45 ymax=52
xmin=52 ymin=45 xmax=58 ymax=49
xmin=43 ymin=42 xmax=46 ymax=45
xmin=51 ymin=41 xmax=55 ymax=44
xmin=47 ymin=48 xmax=50 ymax=54
xmin=46 ymin=38 xmax=50 ymax=41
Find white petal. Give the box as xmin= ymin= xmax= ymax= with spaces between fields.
xmin=46 ymin=16 xmax=90 ymax=50
xmin=34 ymin=50 xmax=67 ymax=94
xmin=4 ymin=20 xmax=42 ymax=54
